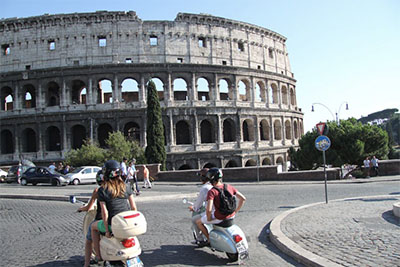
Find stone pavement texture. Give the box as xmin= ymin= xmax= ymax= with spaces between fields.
xmin=270 ymin=192 xmax=400 ymax=267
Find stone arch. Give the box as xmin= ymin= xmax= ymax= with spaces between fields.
xmin=281 ymin=85 xmax=288 ymax=105
xmin=262 ymin=157 xmax=272 ymax=165
xmin=173 ymin=78 xmax=188 ymax=101
xmin=290 ymin=87 xmax=296 ymax=105
xmin=200 ymin=119 xmax=214 ymax=143
xmin=274 ymin=120 xmax=282 ymax=140
xmin=1 ymin=86 xmax=13 ymax=110
xmin=276 ymin=156 xmax=284 ymax=165
xmin=197 ymin=77 xmax=210 ymax=101
xmin=149 ymin=78 xmax=164 ymax=101
xmin=71 ymin=124 xmax=86 ymax=149
xmin=1 ymin=129 xmax=14 ymax=154
xmin=245 ymin=159 xmax=257 ymax=166
xmin=225 ymin=160 xmax=238 ymax=168
xmin=255 ymin=81 xmax=265 ymax=102
xmin=260 ymin=119 xmax=270 ymax=141
xmin=46 ymin=126 xmax=61 ymax=151
xmin=71 ymin=80 xmax=87 ymax=104
xmin=271 ymin=83 xmax=278 ymax=104
xmin=22 ymin=84 xmax=36 ymax=108
xmin=121 ymin=78 xmax=139 ymax=102
xmin=124 ymin=121 xmax=141 ymax=143
xmin=242 ymin=118 xmax=255 ymax=142
xmin=176 ymin=120 xmax=191 ymax=145
xmin=47 ymin=81 xmax=60 ymax=107
xmin=97 ymin=79 xmax=112 ymax=104
xmin=178 ymin=164 xmax=192 ymax=170
xmin=98 ymin=123 xmax=113 ymax=148
xmin=294 ymin=120 xmax=299 ymax=139
xmin=300 ymin=121 xmax=304 ymax=136
xmin=238 ymin=79 xmax=250 ymax=101
xmin=203 ymin=162 xmax=216 ymax=168
xmin=218 ymin=78 xmax=232 ymax=100
xmin=285 ymin=120 xmax=292 ymax=140
xmin=223 ymin=118 xmax=236 ymax=142
xmin=21 ymin=128 xmax=37 ymax=152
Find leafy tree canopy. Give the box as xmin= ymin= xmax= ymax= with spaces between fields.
xmin=289 ymin=118 xmax=389 ymax=170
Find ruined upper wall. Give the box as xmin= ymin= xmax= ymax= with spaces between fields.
xmin=0 ymin=11 xmax=293 ymax=77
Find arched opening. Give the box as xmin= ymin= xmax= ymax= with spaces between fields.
xmin=124 ymin=122 xmax=141 ymax=143
xmin=98 ymin=79 xmax=112 ymax=104
xmin=98 ymin=123 xmax=113 ymax=148
xmin=260 ymin=119 xmax=270 ymax=141
xmin=276 ymin=157 xmax=284 ymax=165
xmin=121 ymin=78 xmax=139 ymax=102
xmin=71 ymin=80 xmax=87 ymax=104
xmin=200 ymin=120 xmax=214 ymax=143
xmin=203 ymin=162 xmax=216 ymax=168
xmin=46 ymin=126 xmax=61 ymax=151
xmin=173 ymin=78 xmax=188 ymax=101
xmin=1 ymin=86 xmax=13 ymax=110
xmin=197 ymin=77 xmax=210 ymax=101
xmin=71 ymin=125 xmax=86 ymax=149
xmin=255 ymin=82 xmax=264 ymax=102
xmin=242 ymin=119 xmax=255 ymax=142
xmin=300 ymin=121 xmax=304 ymax=136
xmin=274 ymin=120 xmax=282 ymax=140
xmin=22 ymin=128 xmax=37 ymax=152
xmin=23 ymin=84 xmax=36 ymax=108
xmin=150 ymin=78 xmax=164 ymax=101
xmin=178 ymin=164 xmax=192 ymax=170
xmin=281 ymin=85 xmax=288 ymax=105
xmin=245 ymin=159 xmax=257 ymax=166
xmin=1 ymin=130 xmax=14 ymax=154
xmin=223 ymin=118 xmax=236 ymax=142
xmin=238 ymin=80 xmax=250 ymax=101
xmin=271 ymin=83 xmax=278 ymax=104
xmin=262 ymin=157 xmax=272 ymax=165
xmin=285 ymin=120 xmax=292 ymax=140
xmin=290 ymin=88 xmax=296 ymax=105
xmin=219 ymin=79 xmax=231 ymax=100
xmin=294 ymin=121 xmax=299 ymax=139
xmin=47 ymin=82 xmax=60 ymax=107
xmin=176 ymin=120 xmax=191 ymax=144
xmin=225 ymin=160 xmax=238 ymax=168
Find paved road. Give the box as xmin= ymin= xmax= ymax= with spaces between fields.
xmin=0 ymin=178 xmax=398 ymax=266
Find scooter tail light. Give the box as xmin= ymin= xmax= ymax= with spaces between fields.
xmin=233 ymin=234 xmax=243 ymax=243
xmin=121 ymin=238 xmax=135 ymax=248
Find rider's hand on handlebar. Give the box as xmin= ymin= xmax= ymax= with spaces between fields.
xmin=105 ymin=231 xmax=112 ymax=238
xmin=188 ymin=206 xmax=194 ymax=212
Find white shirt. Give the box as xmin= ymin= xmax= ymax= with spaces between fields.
xmin=121 ymin=161 xmax=127 ymax=176
xmin=363 ymin=160 xmax=370 ymax=168
xmin=193 ymin=182 xmax=212 ymax=212
xmin=371 ymin=158 xmax=378 ymax=167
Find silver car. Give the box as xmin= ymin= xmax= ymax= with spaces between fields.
xmin=67 ymin=166 xmax=101 ymax=185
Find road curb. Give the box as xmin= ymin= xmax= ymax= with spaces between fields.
xmin=269 ymin=194 xmax=399 ymax=267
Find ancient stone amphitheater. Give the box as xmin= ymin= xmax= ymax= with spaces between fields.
xmin=0 ymin=11 xmax=303 ymax=170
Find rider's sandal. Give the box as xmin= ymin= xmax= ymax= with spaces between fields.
xmin=197 ymin=240 xmax=210 ymax=247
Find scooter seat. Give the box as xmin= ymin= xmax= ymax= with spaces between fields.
xmin=216 ymin=218 xmax=234 ymax=228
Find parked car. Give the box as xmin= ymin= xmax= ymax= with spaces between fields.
xmin=0 ymin=168 xmax=7 ymax=182
xmin=66 ymin=166 xmax=102 ymax=185
xmin=5 ymin=160 xmax=36 ymax=183
xmin=20 ymin=166 xmax=70 ymax=186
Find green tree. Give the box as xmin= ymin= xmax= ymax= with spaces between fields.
xmin=289 ymin=118 xmax=389 ymax=170
xmin=105 ymin=131 xmax=145 ymax=163
xmin=64 ymin=140 xmax=106 ymax=167
xmin=145 ymin=80 xmax=166 ymax=170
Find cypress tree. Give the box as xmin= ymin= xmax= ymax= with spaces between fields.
xmin=145 ymin=80 xmax=167 ymax=170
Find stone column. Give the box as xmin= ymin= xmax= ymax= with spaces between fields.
xmin=277 ymin=81 xmax=282 ymax=108
xmin=87 ymin=77 xmax=93 ymax=105
xmin=216 ymin=114 xmax=222 ymax=147
xmin=37 ymin=81 xmax=44 ymax=109
xmin=265 ymin=79 xmax=270 ymax=108
xmin=269 ymin=116 xmax=274 ymax=146
xmin=139 ymin=75 xmax=146 ymax=104
xmin=213 ymin=74 xmax=219 ymax=101
xmin=14 ymin=83 xmax=21 ymax=110
xmin=166 ymin=72 xmax=173 ymax=105
xmin=61 ymin=78 xmax=68 ymax=107
xmin=191 ymin=72 xmax=197 ymax=102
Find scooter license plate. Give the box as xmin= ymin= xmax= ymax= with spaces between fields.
xmin=126 ymin=256 xmax=143 ymax=267
xmin=236 ymin=241 xmax=249 ymax=260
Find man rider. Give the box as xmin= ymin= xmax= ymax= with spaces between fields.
xmin=195 ymin=168 xmax=246 ymax=246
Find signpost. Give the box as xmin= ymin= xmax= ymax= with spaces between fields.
xmin=315 ymin=130 xmax=331 ymax=204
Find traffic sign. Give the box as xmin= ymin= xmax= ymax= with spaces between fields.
xmin=316 ymin=122 xmax=326 ymax=135
xmin=315 ymin=135 xmax=331 ymax=151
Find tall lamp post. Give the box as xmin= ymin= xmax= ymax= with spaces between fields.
xmin=311 ymin=101 xmax=349 ymax=125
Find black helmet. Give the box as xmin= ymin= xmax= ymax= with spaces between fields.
xmin=206 ymin=168 xmax=223 ymax=183
xmin=103 ymin=160 xmax=121 ymax=179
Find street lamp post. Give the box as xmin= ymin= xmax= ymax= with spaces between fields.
xmin=311 ymin=101 xmax=349 ymax=125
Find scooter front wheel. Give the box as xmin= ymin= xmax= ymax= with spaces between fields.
xmin=226 ymin=252 xmax=238 ymax=262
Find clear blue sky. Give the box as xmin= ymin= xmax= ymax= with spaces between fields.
xmin=2 ymin=0 xmax=399 ymax=132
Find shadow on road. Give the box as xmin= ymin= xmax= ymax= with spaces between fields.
xmin=382 ymin=210 xmax=400 ymax=227
xmin=26 ymin=255 xmax=82 ymax=267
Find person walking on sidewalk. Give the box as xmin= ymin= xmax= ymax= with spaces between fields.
xmin=120 ymin=157 xmax=128 ymax=182
xmin=127 ymin=159 xmax=140 ymax=195
xmin=363 ymin=157 xmax=371 ymax=178
xmin=142 ymin=165 xmax=152 ymax=189
xmin=371 ymin=156 xmax=379 ymax=176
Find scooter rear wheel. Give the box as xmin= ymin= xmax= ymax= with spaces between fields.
xmin=226 ymin=252 xmax=238 ymax=262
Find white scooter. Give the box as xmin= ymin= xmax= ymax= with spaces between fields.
xmin=71 ymin=196 xmax=146 ymax=267
xmin=183 ymin=198 xmax=249 ymax=263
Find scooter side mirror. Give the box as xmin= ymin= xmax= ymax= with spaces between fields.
xmin=69 ymin=195 xmax=77 ymax=204
xmin=183 ymin=198 xmax=188 ymax=204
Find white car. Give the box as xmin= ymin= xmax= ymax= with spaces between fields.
xmin=0 ymin=168 xmax=7 ymax=182
xmin=67 ymin=166 xmax=101 ymax=185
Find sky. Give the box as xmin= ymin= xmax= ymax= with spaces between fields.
xmin=2 ymin=0 xmax=399 ymax=132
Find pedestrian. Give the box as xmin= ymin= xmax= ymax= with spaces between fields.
xmin=48 ymin=162 xmax=56 ymax=173
xmin=120 ymin=157 xmax=128 ymax=182
xmin=127 ymin=159 xmax=140 ymax=196
xmin=142 ymin=165 xmax=152 ymax=189
xmin=63 ymin=164 xmax=70 ymax=175
xmin=371 ymin=156 xmax=379 ymax=176
xmin=56 ymin=162 xmax=63 ymax=172
xmin=363 ymin=157 xmax=371 ymax=178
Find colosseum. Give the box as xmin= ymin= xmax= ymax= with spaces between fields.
xmin=0 ymin=11 xmax=303 ymax=170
